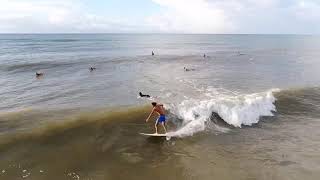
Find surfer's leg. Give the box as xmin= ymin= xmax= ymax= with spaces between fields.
xmin=154 ymin=120 xmax=159 ymax=134
xmin=161 ymin=122 xmax=167 ymax=133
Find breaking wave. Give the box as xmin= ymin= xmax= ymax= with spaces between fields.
xmin=168 ymin=89 xmax=280 ymax=137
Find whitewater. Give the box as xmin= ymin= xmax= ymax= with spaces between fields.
xmin=167 ymin=88 xmax=280 ymax=137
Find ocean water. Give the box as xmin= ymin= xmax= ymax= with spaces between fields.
xmin=0 ymin=34 xmax=320 ymax=180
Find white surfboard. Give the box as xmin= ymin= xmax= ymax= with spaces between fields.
xmin=139 ymin=133 xmax=170 ymax=137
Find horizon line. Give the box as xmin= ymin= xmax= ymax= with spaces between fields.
xmin=0 ymin=33 xmax=318 ymax=36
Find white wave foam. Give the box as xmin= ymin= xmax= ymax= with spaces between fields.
xmin=168 ymin=89 xmax=279 ymax=137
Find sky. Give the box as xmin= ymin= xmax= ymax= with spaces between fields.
xmin=0 ymin=0 xmax=319 ymax=34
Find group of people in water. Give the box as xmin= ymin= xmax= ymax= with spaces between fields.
xmin=143 ymin=52 xmax=208 ymax=134
xmin=35 ymin=51 xmax=205 ymax=78
xmin=34 ymin=51 xmax=208 ymax=134
xmin=36 ymin=66 xmax=97 ymax=78
xmin=144 ymin=51 xmax=245 ymax=134
xmin=34 ymin=50 xmax=245 ymax=135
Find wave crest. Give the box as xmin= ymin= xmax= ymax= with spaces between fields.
xmin=168 ymin=89 xmax=279 ymax=137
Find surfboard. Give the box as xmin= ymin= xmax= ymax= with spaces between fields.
xmin=139 ymin=133 xmax=170 ymax=137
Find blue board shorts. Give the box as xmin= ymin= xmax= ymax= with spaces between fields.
xmin=157 ymin=115 xmax=166 ymax=123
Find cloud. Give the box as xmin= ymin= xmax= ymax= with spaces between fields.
xmin=293 ymin=0 xmax=320 ymax=21
xmin=0 ymin=0 xmax=75 ymax=32
xmin=0 ymin=0 xmax=319 ymax=33
xmin=148 ymin=0 xmax=320 ymax=34
xmin=0 ymin=0 xmax=142 ymax=33
xmin=147 ymin=0 xmax=234 ymax=33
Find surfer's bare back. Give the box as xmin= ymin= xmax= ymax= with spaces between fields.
xmin=145 ymin=102 xmax=167 ymax=134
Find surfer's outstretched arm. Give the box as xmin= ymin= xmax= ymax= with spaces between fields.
xmin=145 ymin=108 xmax=155 ymax=122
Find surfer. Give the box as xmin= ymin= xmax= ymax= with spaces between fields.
xmin=145 ymin=102 xmax=167 ymax=134
xmin=152 ymin=51 xmax=155 ymax=56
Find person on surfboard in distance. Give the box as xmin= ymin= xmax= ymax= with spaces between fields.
xmin=145 ymin=102 xmax=167 ymax=134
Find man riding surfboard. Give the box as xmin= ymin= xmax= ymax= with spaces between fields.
xmin=145 ymin=102 xmax=167 ymax=134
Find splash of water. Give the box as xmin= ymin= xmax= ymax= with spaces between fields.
xmin=168 ymin=89 xmax=279 ymax=137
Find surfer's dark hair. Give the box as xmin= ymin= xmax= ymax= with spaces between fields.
xmin=151 ymin=102 xmax=157 ymax=106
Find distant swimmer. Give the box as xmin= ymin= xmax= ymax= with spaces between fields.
xmin=184 ymin=67 xmax=195 ymax=71
xmin=152 ymin=51 xmax=155 ymax=56
xmin=145 ymin=102 xmax=167 ymax=134
xmin=36 ymin=72 xmax=43 ymax=77
xmin=89 ymin=67 xmax=96 ymax=72
xmin=139 ymin=92 xmax=151 ymax=98
xmin=203 ymin=54 xmax=206 ymax=58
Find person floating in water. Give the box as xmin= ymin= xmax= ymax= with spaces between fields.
xmin=152 ymin=51 xmax=155 ymax=56
xmin=36 ymin=72 xmax=44 ymax=77
xmin=203 ymin=54 xmax=206 ymax=58
xmin=139 ymin=92 xmax=151 ymax=98
xmin=184 ymin=67 xmax=195 ymax=71
xmin=89 ymin=67 xmax=96 ymax=72
xmin=145 ymin=102 xmax=167 ymax=134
